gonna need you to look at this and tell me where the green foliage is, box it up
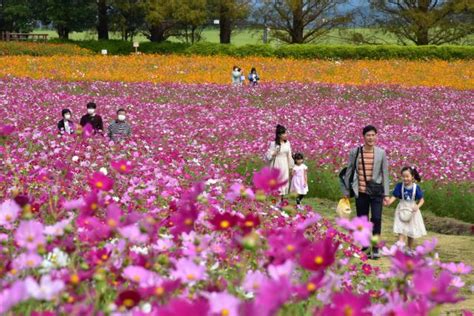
[0,0,35,32]
[0,41,93,56]
[44,0,97,39]
[3,40,474,60]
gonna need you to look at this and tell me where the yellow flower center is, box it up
[26,259,35,267]
[5,214,12,221]
[91,203,98,210]
[120,165,127,171]
[244,220,254,227]
[286,245,295,252]
[221,309,230,316]
[155,286,165,296]
[184,218,193,226]
[268,179,277,187]
[123,298,135,307]
[220,220,230,229]
[406,260,414,270]
[314,256,324,265]
[70,274,80,284]
[101,254,108,260]
[26,235,34,242]
[96,181,104,188]
[187,273,195,280]
[357,225,364,231]
[306,282,316,292]
[107,218,117,227]
[344,305,353,316]
[133,275,140,282]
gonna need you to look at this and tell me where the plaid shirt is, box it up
[108,120,131,141]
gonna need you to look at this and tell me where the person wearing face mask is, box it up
[108,108,131,142]
[57,108,75,135]
[80,102,104,134]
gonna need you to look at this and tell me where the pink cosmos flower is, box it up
[316,291,371,316]
[336,216,373,247]
[442,262,472,275]
[14,220,45,251]
[0,279,29,314]
[252,167,287,194]
[244,276,292,316]
[242,270,268,293]
[25,275,65,300]
[111,159,133,174]
[88,172,114,191]
[412,268,462,303]
[123,266,161,288]
[0,199,21,230]
[205,291,240,316]
[225,183,255,202]
[300,238,339,272]
[266,228,308,264]
[171,258,207,284]
[118,224,149,244]
[12,252,43,270]
[268,260,295,280]
[391,250,425,274]
[105,203,123,229]
[44,217,72,236]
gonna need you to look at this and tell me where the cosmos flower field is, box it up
[0,57,473,316]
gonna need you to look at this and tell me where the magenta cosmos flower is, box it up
[300,237,339,272]
[88,172,114,191]
[252,167,287,194]
[111,159,133,174]
[0,199,21,230]
[210,212,239,231]
[156,298,209,316]
[14,220,46,251]
[0,124,14,136]
[391,250,425,274]
[336,216,373,248]
[316,291,371,316]
[123,266,161,288]
[412,268,462,303]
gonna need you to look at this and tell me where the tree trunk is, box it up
[219,5,232,44]
[97,0,109,40]
[57,25,70,40]
[291,6,304,43]
[149,24,166,42]
[415,0,430,45]
[416,28,429,45]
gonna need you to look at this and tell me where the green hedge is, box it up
[237,159,474,224]
[50,40,474,60]
[0,41,92,56]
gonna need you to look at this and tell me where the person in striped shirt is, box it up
[341,125,390,260]
[108,108,131,142]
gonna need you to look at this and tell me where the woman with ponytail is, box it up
[387,166,427,251]
[265,124,294,203]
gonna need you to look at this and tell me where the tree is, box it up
[97,0,109,39]
[109,0,146,40]
[0,0,35,32]
[370,0,474,45]
[173,0,208,44]
[46,0,96,39]
[209,0,250,44]
[262,0,352,44]
[142,0,175,42]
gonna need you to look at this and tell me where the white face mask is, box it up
[118,114,126,121]
[87,109,95,115]
[64,114,71,120]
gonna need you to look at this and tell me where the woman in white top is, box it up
[266,124,294,198]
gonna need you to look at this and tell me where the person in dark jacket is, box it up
[108,108,131,142]
[57,108,75,135]
[80,102,103,134]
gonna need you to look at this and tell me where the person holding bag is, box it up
[341,125,390,260]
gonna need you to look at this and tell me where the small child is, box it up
[248,67,260,86]
[387,166,427,250]
[291,152,308,210]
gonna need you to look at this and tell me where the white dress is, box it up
[393,184,427,239]
[265,141,294,195]
[291,164,308,195]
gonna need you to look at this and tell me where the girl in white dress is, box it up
[265,125,294,200]
[291,152,308,210]
[387,167,427,250]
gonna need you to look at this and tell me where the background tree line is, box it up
[0,0,472,45]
